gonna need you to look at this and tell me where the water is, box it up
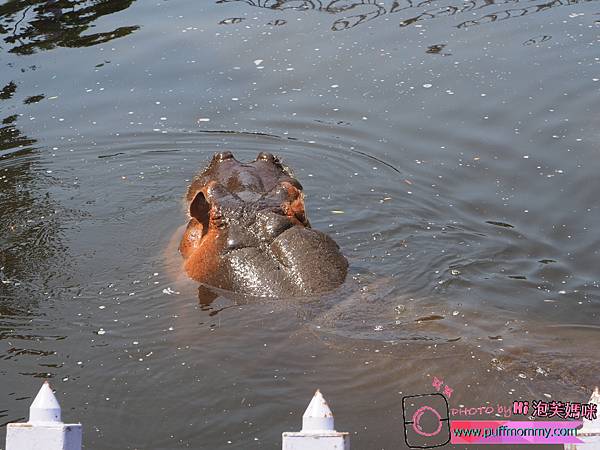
[1,0,599,448]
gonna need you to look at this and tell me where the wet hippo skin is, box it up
[179,151,348,297]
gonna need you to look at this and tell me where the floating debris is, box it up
[219,17,244,25]
[486,220,515,228]
[394,305,406,314]
[415,314,444,322]
[162,287,180,295]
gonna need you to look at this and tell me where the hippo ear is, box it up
[190,192,210,230]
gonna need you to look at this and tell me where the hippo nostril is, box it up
[256,152,275,162]
[214,151,234,162]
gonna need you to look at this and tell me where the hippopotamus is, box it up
[179,151,348,297]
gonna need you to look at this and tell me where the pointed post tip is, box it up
[29,381,61,423]
[302,389,335,432]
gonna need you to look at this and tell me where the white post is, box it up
[5,381,82,450]
[565,387,600,450]
[282,389,350,450]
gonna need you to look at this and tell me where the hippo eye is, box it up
[256,152,275,162]
[271,181,309,227]
[281,177,303,191]
[214,151,234,162]
[272,180,302,201]
[190,192,210,232]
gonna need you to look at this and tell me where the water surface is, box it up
[1,0,599,448]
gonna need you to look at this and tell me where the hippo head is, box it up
[179,151,348,297]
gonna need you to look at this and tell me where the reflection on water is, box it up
[0,68,79,389]
[0,0,141,321]
[0,82,40,295]
[0,81,17,100]
[0,116,35,153]
[455,0,595,28]
[217,0,593,32]
[0,0,139,55]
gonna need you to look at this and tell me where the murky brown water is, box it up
[1,1,599,449]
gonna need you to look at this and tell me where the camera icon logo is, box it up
[402,393,450,448]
